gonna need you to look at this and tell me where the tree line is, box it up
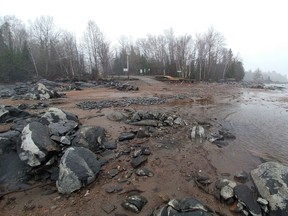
[0,15,245,82]
[244,69,287,83]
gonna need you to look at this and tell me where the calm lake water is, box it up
[207,84,288,174]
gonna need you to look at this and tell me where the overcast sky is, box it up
[2,0,288,76]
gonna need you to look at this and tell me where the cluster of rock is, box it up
[121,195,148,213]
[242,83,266,89]
[0,105,30,124]
[0,82,61,100]
[77,97,167,110]
[215,177,266,216]
[0,105,107,195]
[73,80,139,91]
[77,94,190,110]
[1,105,191,214]
[190,124,236,147]
[1,103,287,215]
[150,198,212,215]
[206,128,236,147]
[0,79,140,101]
[109,82,139,91]
[242,82,286,91]
[107,109,187,141]
[213,162,288,216]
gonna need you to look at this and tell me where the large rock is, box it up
[234,185,261,216]
[0,130,20,154]
[251,162,288,216]
[0,152,31,192]
[121,195,148,213]
[40,107,79,135]
[118,132,136,141]
[220,185,234,200]
[191,126,205,139]
[0,105,30,123]
[150,198,211,216]
[56,147,101,194]
[26,83,61,100]
[130,120,158,127]
[11,118,37,132]
[18,122,60,167]
[0,88,15,98]
[72,126,105,151]
[106,111,124,121]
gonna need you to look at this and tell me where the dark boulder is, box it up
[0,88,15,98]
[104,141,117,150]
[131,155,148,168]
[121,195,148,213]
[0,130,20,154]
[0,105,30,123]
[213,140,229,148]
[56,147,101,194]
[234,185,261,216]
[130,120,158,127]
[11,118,38,132]
[13,84,29,95]
[219,129,236,139]
[136,128,151,138]
[72,126,105,151]
[0,152,31,193]
[118,132,136,142]
[18,122,60,167]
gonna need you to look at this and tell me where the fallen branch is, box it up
[0,182,55,198]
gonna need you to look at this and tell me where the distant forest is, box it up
[244,69,287,83]
[0,15,245,82]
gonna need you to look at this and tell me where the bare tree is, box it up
[195,34,207,80]
[83,20,101,79]
[29,16,60,78]
[82,20,112,78]
[175,34,193,78]
[97,32,112,77]
[164,28,175,65]
[51,31,85,79]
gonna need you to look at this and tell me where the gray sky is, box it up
[2,0,288,76]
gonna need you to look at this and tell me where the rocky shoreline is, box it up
[1,77,287,216]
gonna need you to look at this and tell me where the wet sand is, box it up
[1,77,287,215]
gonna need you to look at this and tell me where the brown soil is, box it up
[0,77,243,216]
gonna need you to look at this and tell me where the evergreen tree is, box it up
[226,60,245,81]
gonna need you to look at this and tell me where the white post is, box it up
[127,54,129,79]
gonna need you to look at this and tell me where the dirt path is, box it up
[132,76,168,86]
